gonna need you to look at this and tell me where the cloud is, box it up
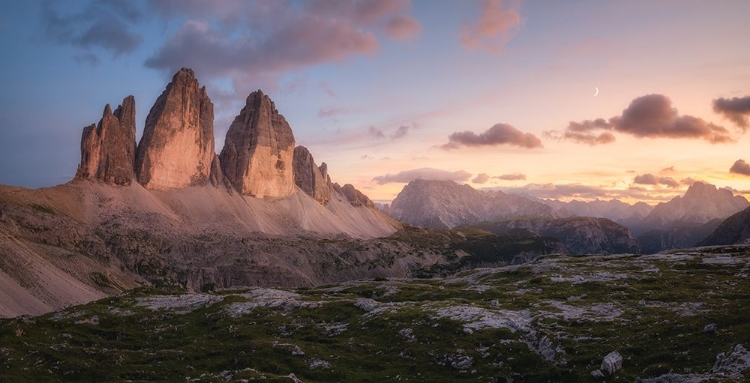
[730,159,750,176]
[549,94,734,145]
[383,15,422,41]
[680,177,701,185]
[713,96,750,130]
[368,126,385,139]
[633,173,680,188]
[318,107,349,118]
[460,0,522,54]
[658,177,679,188]
[361,154,374,160]
[42,0,143,61]
[145,17,379,79]
[145,0,420,90]
[372,168,472,184]
[390,123,418,139]
[442,123,542,150]
[496,173,526,181]
[633,174,658,185]
[660,166,675,173]
[472,173,490,184]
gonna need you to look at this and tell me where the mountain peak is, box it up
[219,90,295,198]
[135,68,215,189]
[644,181,749,229]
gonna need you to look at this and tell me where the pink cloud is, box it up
[472,173,490,184]
[442,123,542,150]
[383,15,422,41]
[714,96,750,131]
[460,0,522,54]
[730,159,750,176]
[496,173,526,181]
[548,94,734,145]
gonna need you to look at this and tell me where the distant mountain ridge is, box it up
[543,199,653,232]
[385,180,558,229]
[643,182,749,230]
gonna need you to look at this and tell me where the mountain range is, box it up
[384,179,750,254]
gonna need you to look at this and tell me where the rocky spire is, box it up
[135,68,215,189]
[293,146,331,204]
[75,95,137,185]
[219,90,296,198]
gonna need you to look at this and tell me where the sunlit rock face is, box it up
[76,96,137,186]
[135,68,215,189]
[220,90,296,198]
[293,146,331,205]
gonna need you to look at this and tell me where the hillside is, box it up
[465,216,639,255]
[3,245,749,381]
[700,206,750,246]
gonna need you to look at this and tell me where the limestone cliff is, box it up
[293,146,331,204]
[220,90,296,198]
[135,68,215,189]
[75,96,136,185]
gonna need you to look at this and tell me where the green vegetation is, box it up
[2,248,749,382]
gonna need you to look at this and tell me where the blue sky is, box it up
[2,0,750,203]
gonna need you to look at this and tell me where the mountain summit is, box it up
[643,182,749,229]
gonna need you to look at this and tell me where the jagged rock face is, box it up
[293,146,331,204]
[643,182,750,229]
[76,96,136,185]
[332,183,375,208]
[220,90,295,198]
[388,180,556,229]
[135,68,215,189]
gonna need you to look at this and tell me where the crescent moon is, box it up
[594,87,599,97]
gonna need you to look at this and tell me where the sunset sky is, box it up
[2,0,750,204]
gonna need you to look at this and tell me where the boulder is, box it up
[293,146,331,204]
[220,90,295,198]
[601,350,623,375]
[135,68,215,189]
[75,96,137,185]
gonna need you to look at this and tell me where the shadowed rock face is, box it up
[293,146,331,204]
[333,183,375,208]
[76,96,137,186]
[135,68,215,189]
[220,90,296,198]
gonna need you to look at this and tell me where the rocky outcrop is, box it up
[643,182,749,230]
[387,180,556,229]
[75,96,137,185]
[293,146,331,204]
[220,90,296,198]
[135,68,215,189]
[466,216,640,255]
[333,183,375,208]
